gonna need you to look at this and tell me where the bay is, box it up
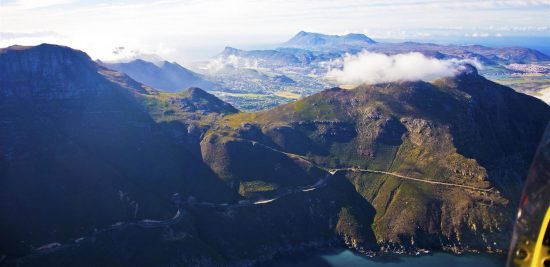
[268,249,506,267]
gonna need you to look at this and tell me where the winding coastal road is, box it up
[251,140,494,193]
[327,168,494,192]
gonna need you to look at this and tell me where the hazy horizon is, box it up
[1,0,549,64]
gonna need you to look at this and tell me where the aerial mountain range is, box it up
[215,31,550,68]
[101,59,218,92]
[191,31,550,111]
[89,32,549,113]
[0,44,238,260]
[1,43,549,266]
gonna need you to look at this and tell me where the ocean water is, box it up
[269,249,506,267]
[379,36,550,56]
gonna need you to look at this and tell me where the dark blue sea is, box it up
[268,249,506,267]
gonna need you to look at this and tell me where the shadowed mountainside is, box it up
[101,59,218,92]
[1,44,549,266]
[203,64,550,252]
[0,44,237,258]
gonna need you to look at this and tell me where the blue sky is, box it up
[1,0,549,62]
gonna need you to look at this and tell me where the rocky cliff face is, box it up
[1,44,549,266]
[201,66,549,253]
[1,44,110,98]
[0,44,237,258]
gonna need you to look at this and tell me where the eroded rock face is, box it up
[311,121,357,142]
[354,115,407,158]
[207,74,549,253]
[0,44,103,98]
[400,118,435,146]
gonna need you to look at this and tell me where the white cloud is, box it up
[202,54,260,72]
[0,31,62,40]
[1,0,74,10]
[0,0,548,61]
[327,51,482,84]
[100,46,167,66]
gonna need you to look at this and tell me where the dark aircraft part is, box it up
[507,124,550,267]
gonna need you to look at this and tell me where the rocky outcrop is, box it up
[205,68,549,253]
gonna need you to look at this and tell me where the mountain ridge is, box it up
[217,31,549,67]
[1,44,549,266]
[101,58,218,92]
[281,31,377,50]
[0,44,238,259]
[203,65,549,253]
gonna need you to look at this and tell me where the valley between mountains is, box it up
[1,44,549,266]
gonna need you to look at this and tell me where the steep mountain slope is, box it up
[2,44,549,266]
[102,59,217,92]
[0,44,237,257]
[204,32,549,113]
[204,65,550,252]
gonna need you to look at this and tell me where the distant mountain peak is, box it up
[1,43,91,61]
[293,31,320,36]
[102,46,165,66]
[343,33,373,41]
[457,63,479,76]
[178,87,238,114]
[102,58,217,92]
[185,86,209,96]
[281,31,376,50]
[3,43,72,51]
[220,46,243,56]
[0,43,136,98]
[1,44,32,51]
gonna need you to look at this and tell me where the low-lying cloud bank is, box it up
[327,51,482,84]
[101,46,166,66]
[202,55,260,73]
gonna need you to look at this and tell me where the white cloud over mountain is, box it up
[327,51,482,84]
